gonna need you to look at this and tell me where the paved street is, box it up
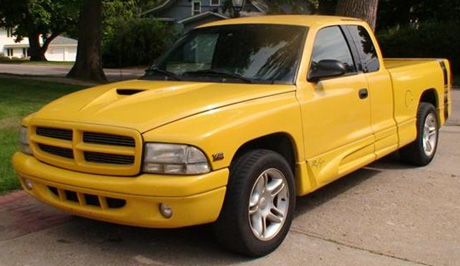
[0,64,145,82]
[0,90,459,266]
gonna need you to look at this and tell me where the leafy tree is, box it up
[103,18,175,67]
[377,0,460,30]
[0,0,79,61]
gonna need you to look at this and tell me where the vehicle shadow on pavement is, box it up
[294,152,419,218]
[55,216,254,265]
[294,167,381,218]
[38,153,420,265]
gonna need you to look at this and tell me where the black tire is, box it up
[399,102,439,166]
[213,149,296,257]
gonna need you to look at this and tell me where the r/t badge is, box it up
[212,152,224,161]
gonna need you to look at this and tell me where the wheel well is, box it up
[420,89,438,108]
[232,133,297,174]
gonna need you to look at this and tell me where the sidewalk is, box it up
[0,191,71,241]
[0,63,145,82]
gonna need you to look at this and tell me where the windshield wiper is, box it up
[184,70,254,84]
[145,67,182,81]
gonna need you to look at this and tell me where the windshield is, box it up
[144,24,308,84]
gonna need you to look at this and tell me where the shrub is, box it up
[103,18,177,68]
[378,21,460,73]
[0,53,10,62]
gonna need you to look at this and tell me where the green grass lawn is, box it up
[0,78,86,194]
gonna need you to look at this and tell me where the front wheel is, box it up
[400,102,439,166]
[213,149,295,257]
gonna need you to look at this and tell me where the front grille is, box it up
[37,127,73,141]
[83,132,135,147]
[38,144,74,159]
[84,152,134,165]
[30,123,141,176]
[48,186,126,209]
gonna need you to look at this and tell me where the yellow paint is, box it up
[13,16,452,228]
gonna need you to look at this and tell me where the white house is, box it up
[0,27,78,62]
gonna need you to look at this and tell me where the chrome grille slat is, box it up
[38,144,74,159]
[83,132,135,147]
[36,127,73,141]
[84,152,135,165]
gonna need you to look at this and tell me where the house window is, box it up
[23,48,28,57]
[192,1,201,16]
[6,28,13,38]
[7,48,13,57]
[210,0,220,6]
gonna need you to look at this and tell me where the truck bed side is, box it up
[384,58,451,147]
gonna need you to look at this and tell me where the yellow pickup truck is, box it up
[13,15,452,256]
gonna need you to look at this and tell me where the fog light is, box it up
[24,178,33,190]
[159,203,173,218]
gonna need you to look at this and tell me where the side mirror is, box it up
[308,59,347,82]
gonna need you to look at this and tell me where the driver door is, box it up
[297,26,375,186]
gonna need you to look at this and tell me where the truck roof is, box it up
[199,15,364,29]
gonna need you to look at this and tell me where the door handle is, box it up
[359,88,368,99]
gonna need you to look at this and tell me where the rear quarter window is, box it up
[347,26,380,73]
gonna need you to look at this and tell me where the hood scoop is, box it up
[116,88,145,96]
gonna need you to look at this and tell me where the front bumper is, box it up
[13,152,228,228]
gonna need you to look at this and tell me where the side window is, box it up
[192,1,201,16]
[348,26,380,72]
[310,26,356,74]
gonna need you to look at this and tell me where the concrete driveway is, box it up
[0,64,145,82]
[0,90,459,266]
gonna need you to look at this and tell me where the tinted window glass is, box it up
[310,26,356,74]
[348,26,380,72]
[150,24,308,84]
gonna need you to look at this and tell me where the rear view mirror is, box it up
[308,60,346,82]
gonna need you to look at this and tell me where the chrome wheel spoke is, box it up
[268,179,284,197]
[267,207,284,223]
[254,174,266,194]
[251,213,264,236]
[426,140,433,152]
[249,204,259,215]
[261,173,268,193]
[262,215,267,236]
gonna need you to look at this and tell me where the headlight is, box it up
[19,126,32,155]
[143,143,211,175]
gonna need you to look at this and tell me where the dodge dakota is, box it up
[13,15,452,256]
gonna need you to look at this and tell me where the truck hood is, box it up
[33,79,295,133]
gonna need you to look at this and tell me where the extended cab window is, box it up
[347,25,380,72]
[310,26,356,75]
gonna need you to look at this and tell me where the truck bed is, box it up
[384,58,442,69]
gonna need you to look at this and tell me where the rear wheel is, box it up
[400,102,439,166]
[213,149,295,257]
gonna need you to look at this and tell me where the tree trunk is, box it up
[67,0,107,82]
[336,0,379,30]
[28,33,47,61]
